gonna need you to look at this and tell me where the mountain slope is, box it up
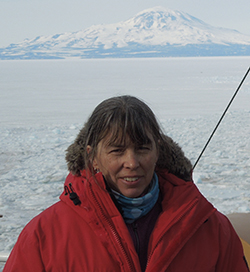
[1,6,250,59]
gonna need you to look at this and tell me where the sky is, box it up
[0,0,250,48]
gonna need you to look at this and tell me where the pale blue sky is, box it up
[0,0,250,47]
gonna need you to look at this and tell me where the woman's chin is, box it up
[119,188,144,198]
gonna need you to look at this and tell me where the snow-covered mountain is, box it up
[1,6,250,59]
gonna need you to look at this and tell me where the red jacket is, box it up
[4,170,249,271]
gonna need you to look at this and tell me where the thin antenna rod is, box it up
[193,67,250,170]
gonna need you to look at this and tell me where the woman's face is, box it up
[91,132,159,198]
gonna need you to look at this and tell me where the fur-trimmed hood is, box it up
[65,130,193,181]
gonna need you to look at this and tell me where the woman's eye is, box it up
[138,146,150,151]
[110,148,123,153]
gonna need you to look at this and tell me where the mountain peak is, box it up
[136,6,177,15]
[1,6,250,59]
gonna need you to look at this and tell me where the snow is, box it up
[0,56,250,268]
[26,9,250,47]
[2,7,250,60]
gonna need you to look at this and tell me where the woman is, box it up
[4,95,249,271]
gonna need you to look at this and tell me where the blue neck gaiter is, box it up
[111,172,160,223]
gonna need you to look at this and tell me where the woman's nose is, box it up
[123,150,140,169]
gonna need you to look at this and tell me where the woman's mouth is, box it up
[123,177,139,182]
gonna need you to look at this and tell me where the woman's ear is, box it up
[87,145,99,170]
[86,145,92,154]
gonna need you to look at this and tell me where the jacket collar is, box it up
[147,169,216,270]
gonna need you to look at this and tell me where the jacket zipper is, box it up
[132,222,140,255]
[89,184,136,272]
